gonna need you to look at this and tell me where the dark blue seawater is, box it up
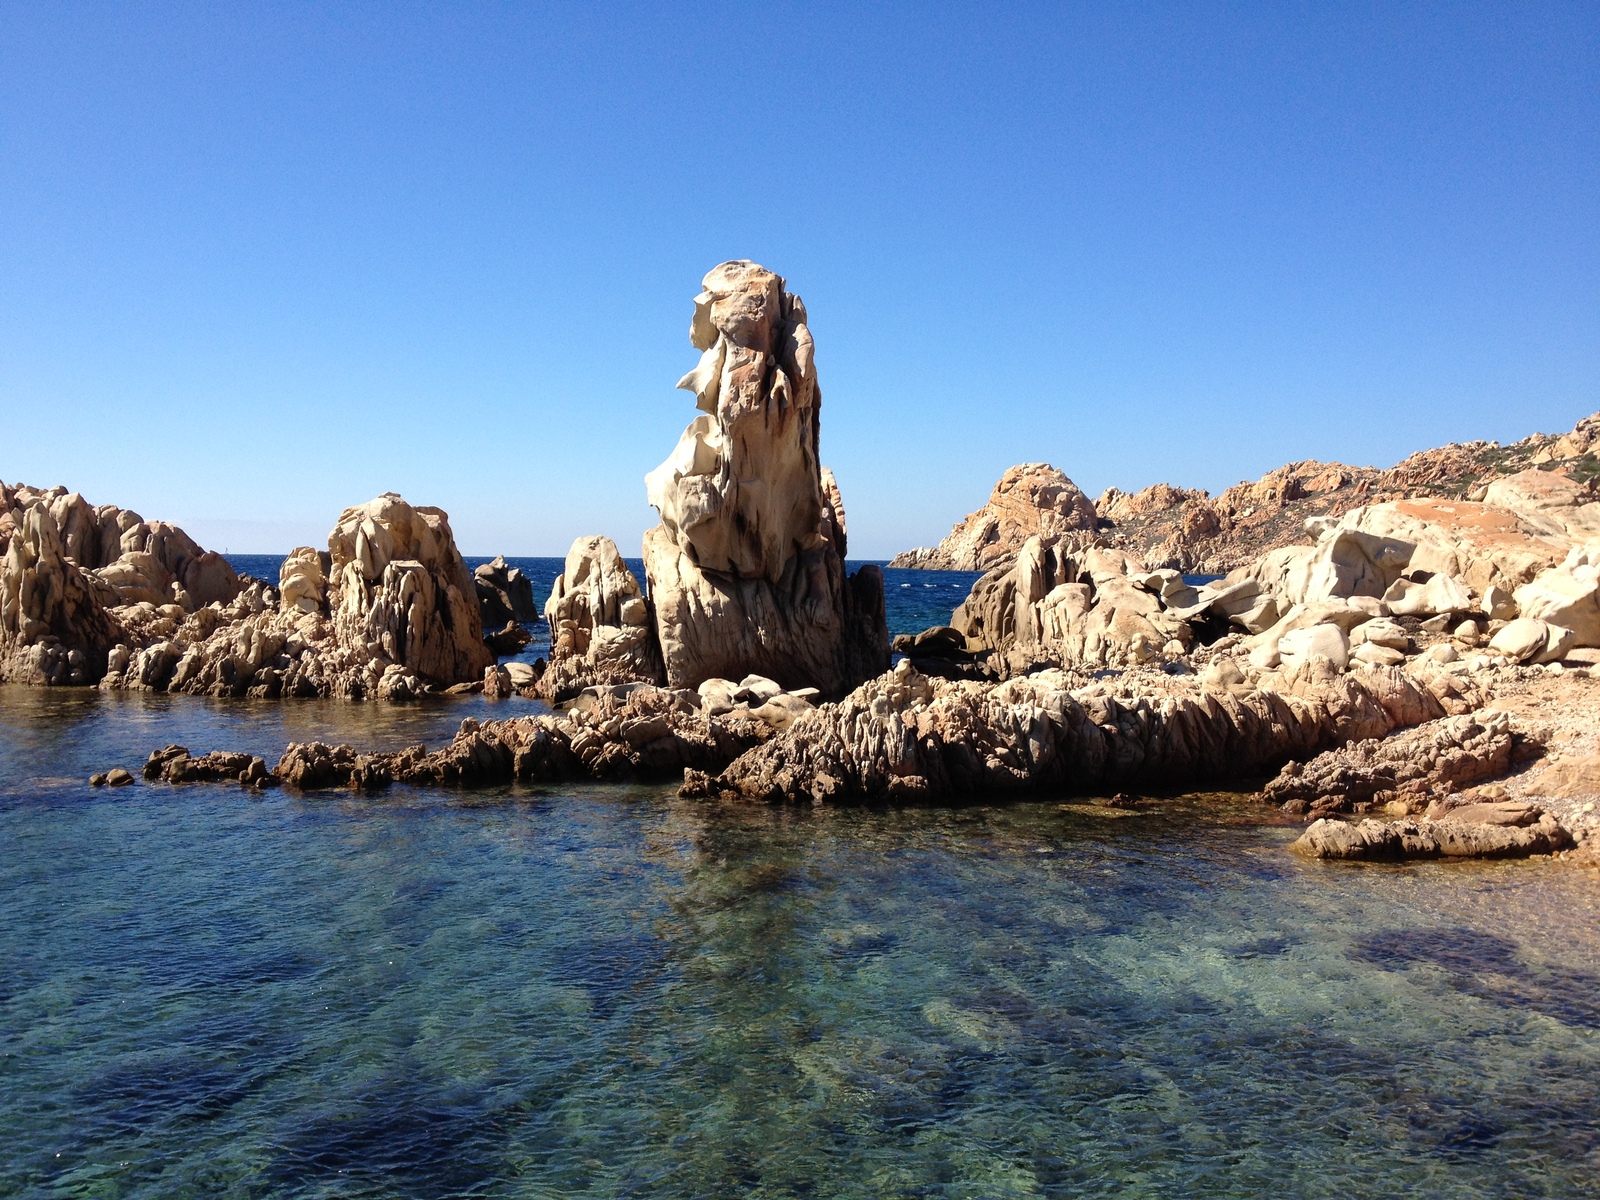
[4,685,1600,1197]
[227,556,984,646]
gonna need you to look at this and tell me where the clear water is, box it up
[3,686,1599,1197]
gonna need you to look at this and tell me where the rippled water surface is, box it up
[4,685,1600,1198]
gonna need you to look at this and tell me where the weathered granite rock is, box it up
[642,262,888,694]
[0,488,122,684]
[1291,808,1571,860]
[1488,617,1576,665]
[892,411,1600,577]
[950,536,1192,674]
[696,658,1470,804]
[474,555,538,626]
[1513,542,1600,646]
[274,686,773,789]
[326,493,493,687]
[97,492,491,700]
[889,464,1098,572]
[1258,710,1530,817]
[540,536,664,699]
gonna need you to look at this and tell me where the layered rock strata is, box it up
[693,657,1473,804]
[1257,710,1536,818]
[642,261,888,694]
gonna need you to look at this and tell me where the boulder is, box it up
[1513,543,1600,646]
[1487,617,1576,665]
[474,555,538,626]
[1383,571,1473,617]
[642,262,888,694]
[1276,623,1350,673]
[950,536,1189,674]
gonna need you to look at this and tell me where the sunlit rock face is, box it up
[0,483,122,685]
[539,535,665,699]
[643,261,888,694]
[324,493,494,690]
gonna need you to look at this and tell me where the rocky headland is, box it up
[890,412,1600,575]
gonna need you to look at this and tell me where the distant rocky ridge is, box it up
[889,412,1600,574]
[889,464,1098,572]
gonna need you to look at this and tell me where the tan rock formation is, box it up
[324,493,493,690]
[695,657,1471,804]
[539,536,664,699]
[888,463,1098,572]
[891,410,1600,575]
[1290,810,1570,860]
[950,535,1193,674]
[1258,709,1528,817]
[642,261,888,694]
[0,488,122,684]
[0,480,491,700]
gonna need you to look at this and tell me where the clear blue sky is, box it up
[2,2,1596,557]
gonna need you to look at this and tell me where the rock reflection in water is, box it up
[3,684,1600,1196]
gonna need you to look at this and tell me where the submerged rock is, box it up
[141,744,275,786]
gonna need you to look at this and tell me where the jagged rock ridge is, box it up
[891,411,1600,575]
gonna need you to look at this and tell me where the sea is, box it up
[1,558,1597,1196]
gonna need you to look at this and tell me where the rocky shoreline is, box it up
[10,261,1600,869]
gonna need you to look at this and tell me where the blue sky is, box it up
[2,2,1596,556]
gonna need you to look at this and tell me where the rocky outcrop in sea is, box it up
[1,485,495,699]
[539,260,890,700]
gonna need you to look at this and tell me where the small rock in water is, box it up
[89,773,107,787]
[106,768,133,787]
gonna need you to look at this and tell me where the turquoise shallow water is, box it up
[3,686,1600,1198]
